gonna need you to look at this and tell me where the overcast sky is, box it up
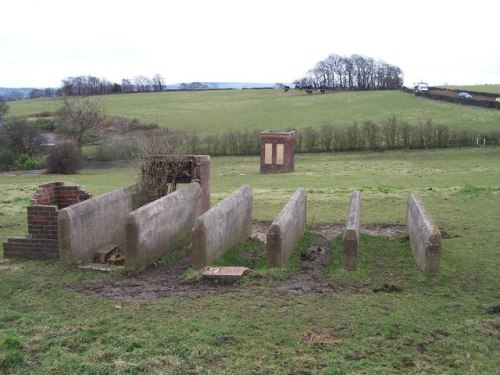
[1,0,499,88]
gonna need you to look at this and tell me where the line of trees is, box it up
[141,119,499,157]
[294,53,403,90]
[61,74,166,96]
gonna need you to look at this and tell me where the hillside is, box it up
[6,89,500,135]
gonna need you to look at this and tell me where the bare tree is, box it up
[152,73,165,91]
[295,53,403,90]
[57,96,105,151]
[134,75,151,92]
[121,78,134,93]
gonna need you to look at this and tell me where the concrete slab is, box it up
[202,266,249,281]
[77,263,114,272]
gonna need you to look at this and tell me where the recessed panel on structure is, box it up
[264,143,273,164]
[276,144,284,165]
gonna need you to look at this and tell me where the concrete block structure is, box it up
[267,188,307,267]
[342,191,362,271]
[192,185,253,268]
[3,182,91,259]
[58,184,140,264]
[125,183,202,272]
[259,131,295,173]
[407,193,442,276]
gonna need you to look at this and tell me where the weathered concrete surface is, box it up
[342,191,361,271]
[407,193,442,276]
[125,183,202,272]
[192,185,253,268]
[202,266,249,281]
[267,188,307,268]
[58,184,140,265]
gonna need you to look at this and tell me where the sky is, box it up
[1,0,499,88]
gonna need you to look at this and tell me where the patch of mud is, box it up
[373,283,402,293]
[311,223,406,241]
[251,221,270,243]
[75,256,244,300]
[276,239,335,296]
[75,221,407,300]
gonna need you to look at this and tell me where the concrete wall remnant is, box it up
[58,184,140,265]
[192,185,253,268]
[406,193,442,276]
[3,182,91,259]
[267,188,307,268]
[342,191,361,271]
[259,131,295,173]
[125,182,202,272]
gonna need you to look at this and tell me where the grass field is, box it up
[442,84,500,94]
[1,147,499,373]
[7,89,500,135]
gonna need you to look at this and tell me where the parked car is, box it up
[495,97,500,102]
[458,92,472,99]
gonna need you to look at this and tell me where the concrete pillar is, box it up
[342,191,361,271]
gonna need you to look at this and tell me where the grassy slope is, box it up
[1,148,499,373]
[442,84,500,94]
[7,89,500,135]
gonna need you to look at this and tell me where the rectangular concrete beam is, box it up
[192,185,253,268]
[407,193,442,276]
[267,188,307,268]
[342,191,362,271]
[125,182,202,272]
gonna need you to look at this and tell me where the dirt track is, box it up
[75,222,406,300]
[428,88,497,102]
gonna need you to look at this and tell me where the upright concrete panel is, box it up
[267,188,307,268]
[407,193,442,276]
[58,184,140,264]
[192,185,252,268]
[342,191,361,271]
[125,183,202,272]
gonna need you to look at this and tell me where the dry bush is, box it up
[136,129,190,203]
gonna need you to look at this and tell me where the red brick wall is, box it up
[3,182,91,260]
[55,185,91,209]
[31,182,63,205]
[259,131,295,173]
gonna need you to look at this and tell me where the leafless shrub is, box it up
[136,129,190,203]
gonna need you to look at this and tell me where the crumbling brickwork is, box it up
[3,182,91,259]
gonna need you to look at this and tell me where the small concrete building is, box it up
[259,130,295,173]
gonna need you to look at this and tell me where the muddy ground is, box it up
[75,222,406,300]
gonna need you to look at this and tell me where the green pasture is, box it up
[442,84,500,94]
[1,147,499,373]
[7,89,500,135]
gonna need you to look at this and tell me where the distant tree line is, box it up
[61,74,166,96]
[294,53,403,90]
[178,82,220,90]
